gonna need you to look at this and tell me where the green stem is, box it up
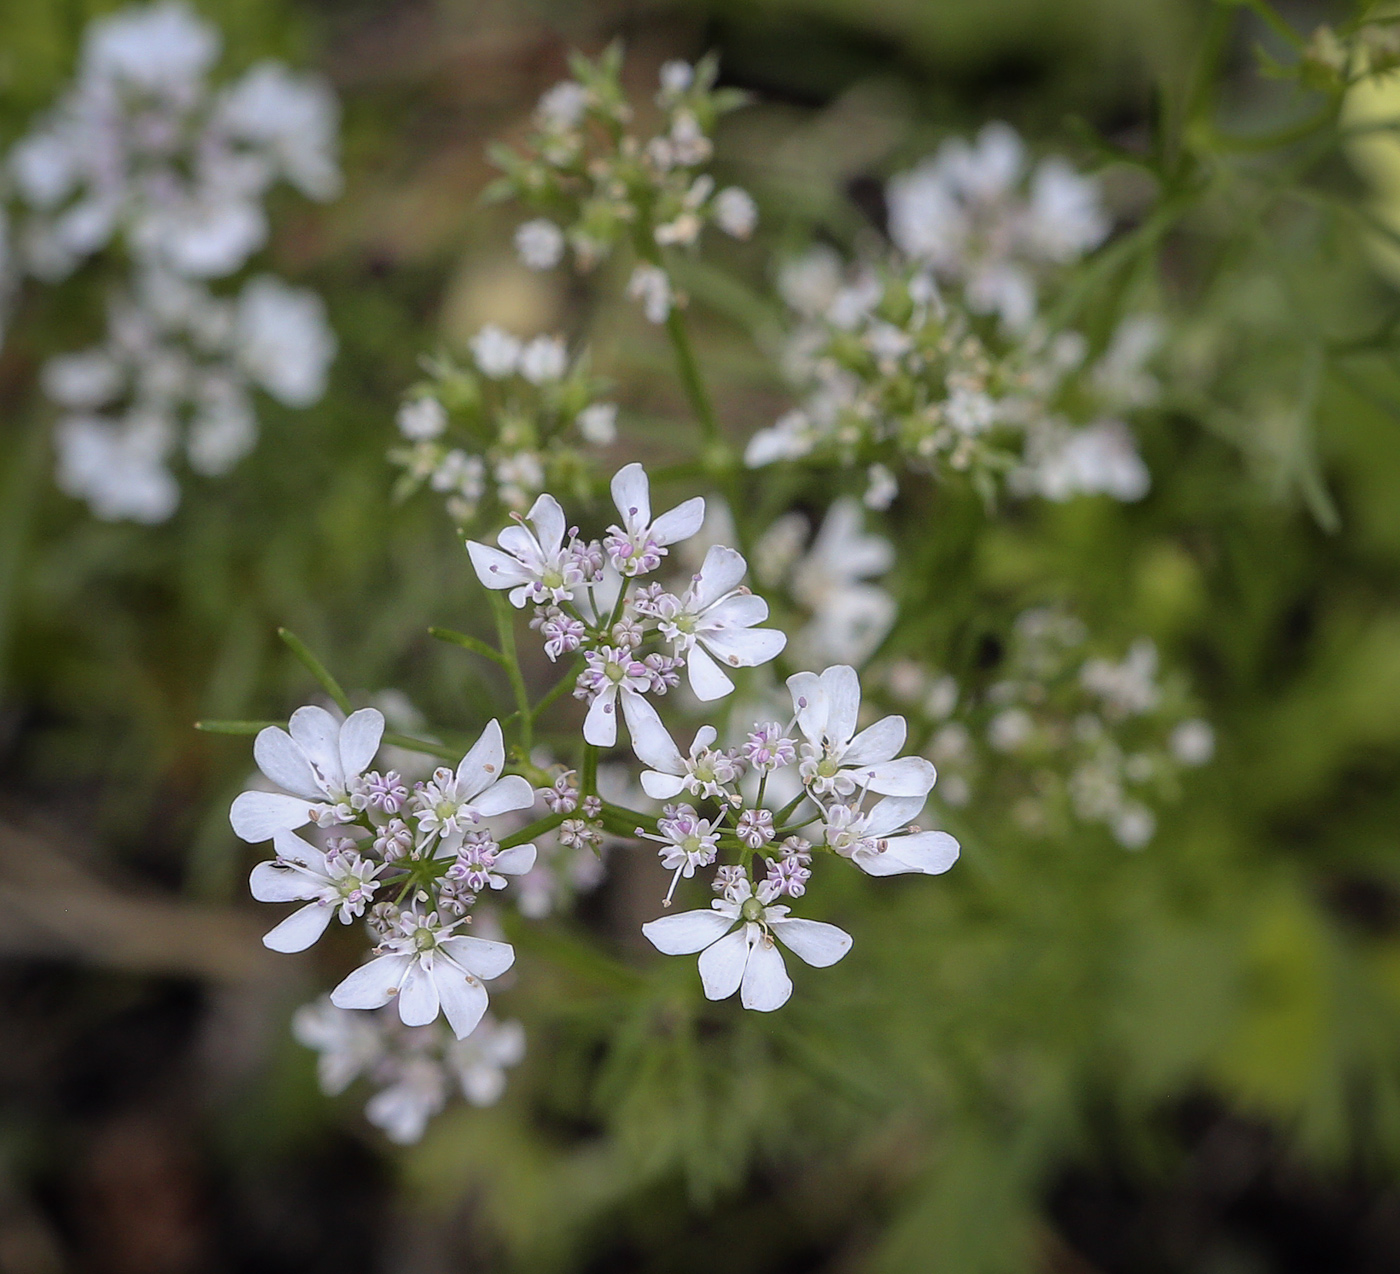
[664,304,721,446]
[382,731,460,762]
[429,625,508,668]
[532,656,584,722]
[278,628,352,715]
[489,592,532,753]
[581,743,598,798]
[499,809,568,850]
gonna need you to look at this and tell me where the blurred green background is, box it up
[5,1,1400,1272]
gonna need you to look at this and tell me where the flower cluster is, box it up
[488,48,756,325]
[749,243,1158,507]
[882,607,1214,848]
[293,998,524,1144]
[2,2,339,521]
[390,324,618,523]
[231,706,536,1039]
[468,463,788,740]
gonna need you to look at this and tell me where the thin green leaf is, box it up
[278,628,352,714]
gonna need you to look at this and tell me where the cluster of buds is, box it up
[488,48,757,324]
[748,248,1158,509]
[881,607,1215,848]
[390,323,619,524]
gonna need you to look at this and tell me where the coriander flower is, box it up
[249,830,385,952]
[604,462,705,577]
[408,719,536,845]
[518,334,567,385]
[637,803,721,903]
[515,218,565,270]
[713,186,757,238]
[467,492,583,608]
[818,795,960,877]
[331,907,515,1039]
[576,401,618,445]
[230,705,385,841]
[641,876,852,1012]
[631,721,744,802]
[448,1015,526,1106]
[787,665,937,798]
[469,324,522,378]
[397,396,447,440]
[627,263,673,324]
[574,646,665,748]
[645,544,787,699]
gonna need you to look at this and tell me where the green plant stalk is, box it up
[489,591,532,753]
[278,628,353,715]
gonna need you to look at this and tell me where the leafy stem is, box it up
[489,591,532,753]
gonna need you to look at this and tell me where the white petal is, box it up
[249,859,321,903]
[493,843,537,876]
[861,756,937,798]
[640,771,687,800]
[642,908,735,955]
[496,523,543,564]
[263,901,333,952]
[473,774,536,816]
[288,705,345,789]
[338,708,384,778]
[686,645,735,701]
[270,828,330,873]
[819,665,861,746]
[624,692,685,772]
[861,794,927,838]
[527,492,567,555]
[739,935,792,1011]
[860,830,960,876]
[843,714,906,766]
[701,591,769,629]
[689,545,748,611]
[455,719,506,800]
[770,917,852,967]
[436,967,490,1039]
[610,462,651,532]
[650,496,706,546]
[583,687,618,747]
[787,671,826,741]
[397,959,441,1026]
[699,626,786,670]
[619,686,663,747]
[440,935,515,980]
[331,953,412,1010]
[230,790,314,841]
[697,926,751,1000]
[252,726,321,799]
[466,540,535,592]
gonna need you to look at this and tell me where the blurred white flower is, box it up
[514,218,565,270]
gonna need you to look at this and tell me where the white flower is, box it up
[627,263,673,324]
[787,665,936,798]
[744,409,818,467]
[576,402,617,445]
[408,719,537,845]
[575,647,663,748]
[515,218,565,270]
[789,499,896,665]
[1170,718,1215,766]
[1080,639,1160,718]
[1113,802,1156,849]
[641,877,852,1012]
[863,463,897,511]
[819,796,960,877]
[83,1,219,97]
[636,803,721,903]
[714,187,757,238]
[447,1015,526,1106]
[292,997,383,1094]
[366,1056,448,1143]
[1014,421,1150,503]
[42,351,122,408]
[537,80,589,128]
[632,722,744,802]
[518,334,567,384]
[397,396,447,440]
[234,276,336,406]
[331,908,515,1039]
[648,545,786,699]
[466,492,583,608]
[249,830,384,952]
[1026,157,1109,264]
[187,374,256,475]
[470,324,522,378]
[604,462,705,577]
[54,412,179,523]
[215,61,341,201]
[230,705,385,841]
[659,60,694,95]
